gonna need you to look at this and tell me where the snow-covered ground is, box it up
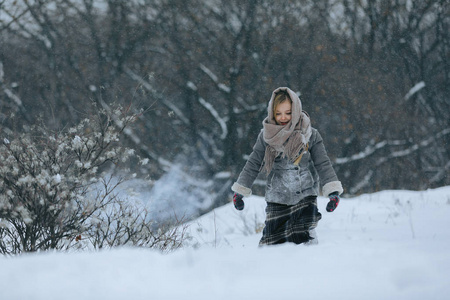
[1,186,449,300]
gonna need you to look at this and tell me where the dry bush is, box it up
[0,105,188,255]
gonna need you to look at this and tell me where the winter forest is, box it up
[1,0,449,249]
[1,1,450,298]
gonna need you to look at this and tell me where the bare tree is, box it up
[1,0,449,201]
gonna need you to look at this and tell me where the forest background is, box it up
[1,0,449,211]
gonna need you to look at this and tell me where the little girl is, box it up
[231,87,343,246]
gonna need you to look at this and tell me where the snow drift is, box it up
[1,186,449,300]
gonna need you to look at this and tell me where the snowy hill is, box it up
[1,187,450,300]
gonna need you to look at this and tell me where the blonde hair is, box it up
[272,91,292,121]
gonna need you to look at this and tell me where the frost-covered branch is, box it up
[0,62,24,108]
[376,128,450,164]
[124,68,225,167]
[345,128,450,194]
[430,161,450,184]
[86,197,188,252]
[97,69,174,171]
[335,139,407,165]
[124,66,190,125]
[199,64,231,93]
[186,81,228,140]
[0,2,30,31]
[235,96,266,113]
[2,2,53,49]
[337,128,450,166]
[349,170,374,194]
[198,97,228,140]
[404,81,426,100]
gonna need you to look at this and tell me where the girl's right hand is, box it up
[233,193,245,210]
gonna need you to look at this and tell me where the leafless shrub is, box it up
[0,105,188,255]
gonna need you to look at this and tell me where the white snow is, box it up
[1,186,450,300]
[52,174,62,184]
[71,135,83,150]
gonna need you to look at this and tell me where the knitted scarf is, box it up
[262,87,312,174]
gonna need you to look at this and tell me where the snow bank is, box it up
[1,187,449,300]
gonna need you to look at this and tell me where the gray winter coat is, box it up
[232,127,343,205]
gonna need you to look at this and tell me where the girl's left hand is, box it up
[326,192,340,212]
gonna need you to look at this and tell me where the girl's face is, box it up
[274,101,292,126]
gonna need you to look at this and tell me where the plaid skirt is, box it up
[259,196,322,246]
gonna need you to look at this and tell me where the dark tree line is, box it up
[1,0,449,205]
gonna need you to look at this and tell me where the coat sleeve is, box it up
[231,130,266,197]
[309,129,344,196]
